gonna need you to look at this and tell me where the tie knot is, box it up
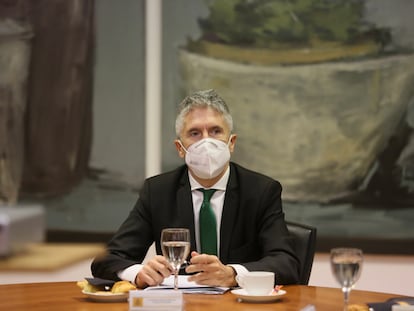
[198,188,216,202]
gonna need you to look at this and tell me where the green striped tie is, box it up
[198,189,217,255]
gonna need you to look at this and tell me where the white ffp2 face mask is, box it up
[180,137,232,179]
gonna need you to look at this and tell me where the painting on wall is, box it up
[172,0,414,253]
[0,0,94,205]
[1,0,413,254]
[0,0,145,240]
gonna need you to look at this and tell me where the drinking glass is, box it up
[161,228,190,290]
[330,248,363,311]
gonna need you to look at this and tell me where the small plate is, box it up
[231,288,286,303]
[82,290,128,302]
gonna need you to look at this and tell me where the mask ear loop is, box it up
[178,140,189,153]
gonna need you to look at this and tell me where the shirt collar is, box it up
[188,166,230,191]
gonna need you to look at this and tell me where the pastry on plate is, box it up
[347,304,369,311]
[77,279,136,294]
[111,280,137,293]
[76,279,101,293]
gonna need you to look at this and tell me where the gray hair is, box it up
[175,89,233,137]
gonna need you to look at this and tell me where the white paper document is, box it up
[144,275,230,294]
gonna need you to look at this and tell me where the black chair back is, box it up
[286,221,317,285]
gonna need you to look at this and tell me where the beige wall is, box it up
[310,253,414,297]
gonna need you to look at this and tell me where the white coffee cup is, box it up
[236,271,275,295]
[392,306,414,311]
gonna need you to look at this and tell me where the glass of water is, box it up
[330,248,363,311]
[161,228,190,290]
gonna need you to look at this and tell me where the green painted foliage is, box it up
[199,0,391,47]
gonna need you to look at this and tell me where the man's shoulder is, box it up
[230,162,281,187]
[146,165,187,185]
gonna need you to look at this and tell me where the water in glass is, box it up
[330,248,363,311]
[161,228,190,290]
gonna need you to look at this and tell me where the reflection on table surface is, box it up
[0,281,405,311]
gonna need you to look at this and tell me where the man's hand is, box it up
[135,255,172,288]
[185,251,237,287]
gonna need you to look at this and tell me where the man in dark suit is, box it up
[91,89,300,288]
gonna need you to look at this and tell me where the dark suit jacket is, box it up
[91,162,300,285]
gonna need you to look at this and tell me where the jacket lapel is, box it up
[176,170,197,252]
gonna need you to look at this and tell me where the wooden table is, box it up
[0,282,404,311]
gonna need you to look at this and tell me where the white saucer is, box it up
[82,290,128,302]
[231,288,286,303]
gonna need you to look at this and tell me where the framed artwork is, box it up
[163,0,414,254]
[1,0,413,254]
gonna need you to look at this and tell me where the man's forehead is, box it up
[183,107,227,128]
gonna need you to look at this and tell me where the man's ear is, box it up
[174,139,185,158]
[229,134,237,153]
